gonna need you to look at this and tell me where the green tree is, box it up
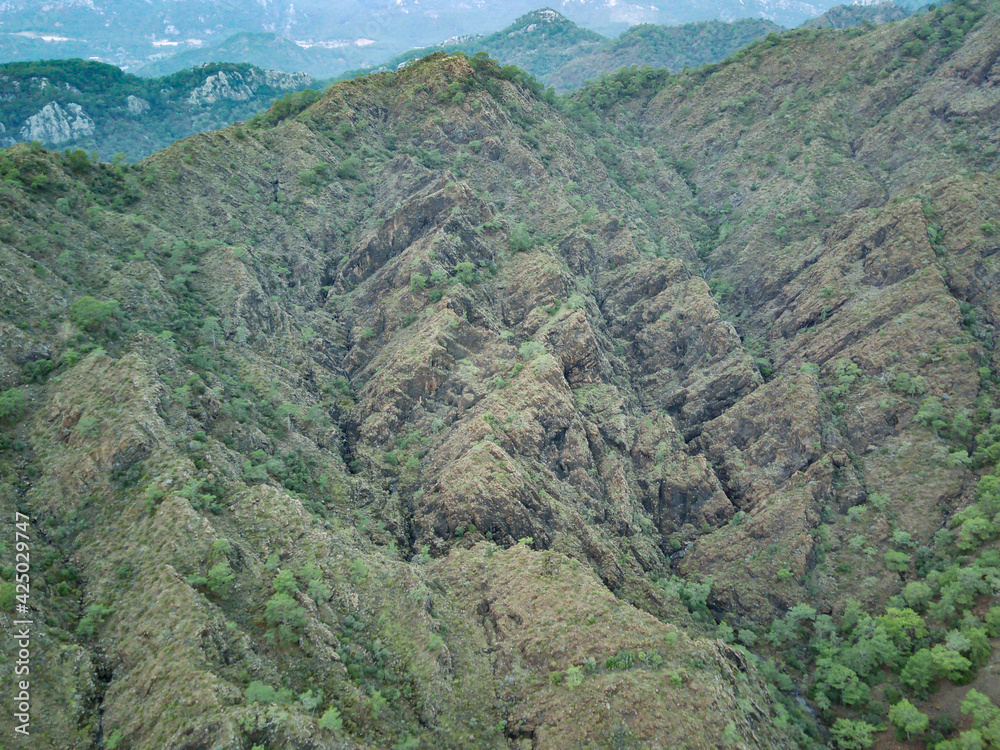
[245,681,278,704]
[453,261,477,286]
[337,156,361,180]
[0,388,27,424]
[901,648,937,698]
[930,644,972,683]
[273,569,299,596]
[69,296,120,332]
[207,562,235,594]
[318,706,343,732]
[264,592,306,647]
[888,698,929,739]
[829,719,876,750]
[884,549,911,574]
[509,224,534,253]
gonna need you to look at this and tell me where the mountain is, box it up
[133,32,362,80]
[545,18,784,90]
[1,0,852,73]
[1,0,1000,748]
[346,12,782,92]
[0,59,319,160]
[800,1,912,28]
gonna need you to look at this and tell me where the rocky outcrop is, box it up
[19,101,96,144]
[126,94,150,116]
[0,120,15,148]
[186,68,313,105]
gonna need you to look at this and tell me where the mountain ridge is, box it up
[0,0,998,748]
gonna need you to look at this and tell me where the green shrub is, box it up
[509,224,534,253]
[337,156,362,180]
[69,296,120,332]
[207,562,235,594]
[264,592,307,647]
[76,603,114,637]
[0,388,27,424]
[453,261,477,285]
[0,582,16,610]
[830,718,876,749]
[318,706,343,732]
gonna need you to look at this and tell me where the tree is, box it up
[901,648,937,698]
[273,569,299,596]
[245,681,279,704]
[902,581,933,610]
[0,388,27,424]
[337,156,361,180]
[207,562,234,595]
[888,698,929,739]
[69,296,120,332]
[509,224,534,253]
[930,644,972,683]
[813,659,869,709]
[878,607,927,647]
[830,719,876,750]
[453,261,477,286]
[318,706,343,732]
[264,592,306,647]
[885,549,912,575]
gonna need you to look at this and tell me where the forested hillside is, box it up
[0,60,318,160]
[0,0,998,748]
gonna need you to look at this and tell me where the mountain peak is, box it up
[523,7,570,23]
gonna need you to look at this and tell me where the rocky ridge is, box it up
[0,2,998,748]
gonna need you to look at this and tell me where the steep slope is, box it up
[0,1,999,748]
[0,54,805,750]
[0,60,318,159]
[584,0,1000,615]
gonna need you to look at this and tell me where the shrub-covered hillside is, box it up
[0,1,998,748]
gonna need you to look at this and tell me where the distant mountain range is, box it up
[0,60,317,160]
[0,2,917,161]
[800,1,913,27]
[0,0,915,75]
[352,11,785,91]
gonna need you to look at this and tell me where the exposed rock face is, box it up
[0,120,15,147]
[186,68,313,105]
[19,101,96,144]
[125,94,150,115]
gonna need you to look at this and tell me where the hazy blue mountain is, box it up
[0,0,847,73]
[343,10,781,92]
[132,32,364,79]
[800,1,912,27]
